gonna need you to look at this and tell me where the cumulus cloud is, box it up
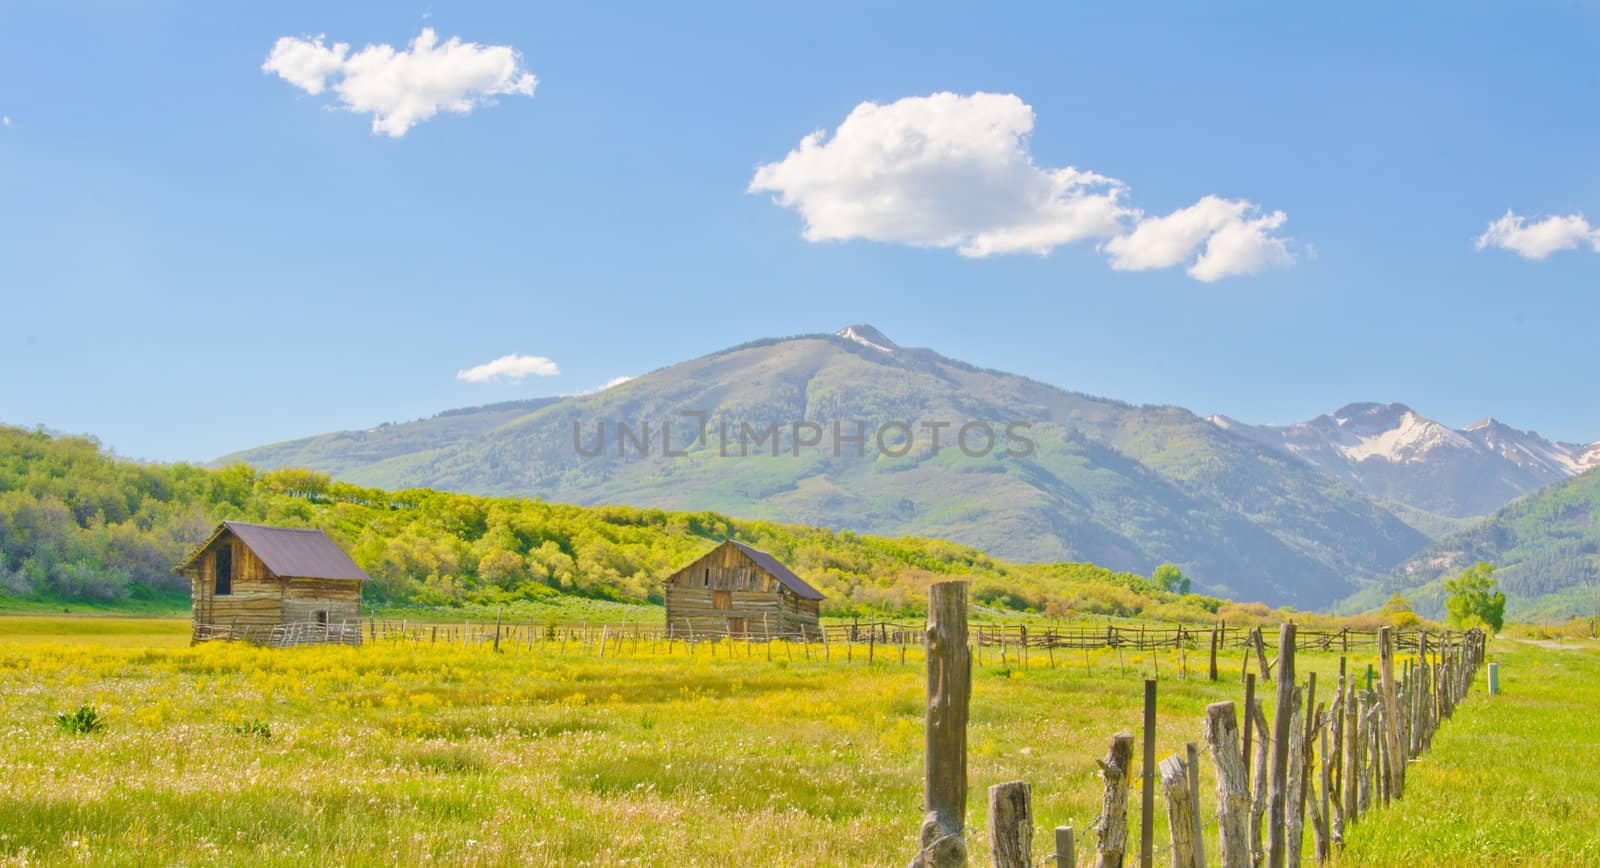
[750,92,1294,281]
[1105,196,1294,282]
[456,354,560,384]
[1475,210,1600,260]
[1,116,11,127]
[749,92,1133,258]
[600,376,634,390]
[263,28,536,137]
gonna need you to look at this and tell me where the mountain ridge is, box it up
[220,325,1428,608]
[1210,401,1599,519]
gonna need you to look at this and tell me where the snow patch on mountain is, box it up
[1208,401,1600,519]
[1330,404,1472,464]
[835,324,898,353]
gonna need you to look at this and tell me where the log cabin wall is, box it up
[282,578,361,624]
[664,542,820,638]
[194,536,284,630]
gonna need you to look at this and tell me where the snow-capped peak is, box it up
[1327,404,1471,464]
[836,324,897,353]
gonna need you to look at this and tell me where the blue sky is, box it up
[3,2,1598,462]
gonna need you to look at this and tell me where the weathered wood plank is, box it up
[1159,754,1200,868]
[911,580,970,868]
[1095,733,1137,868]
[1204,702,1250,868]
[988,781,1033,868]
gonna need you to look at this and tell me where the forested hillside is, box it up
[1352,466,1600,620]
[0,425,1218,619]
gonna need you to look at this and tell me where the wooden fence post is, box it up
[912,580,970,868]
[1141,679,1157,867]
[1284,686,1305,868]
[1159,754,1200,868]
[1209,628,1220,682]
[1250,701,1269,866]
[1204,702,1250,868]
[1186,742,1208,868]
[988,781,1033,868]
[1255,629,1274,684]
[1342,678,1359,824]
[1267,623,1296,868]
[1055,827,1076,868]
[1299,670,1317,852]
[1376,627,1404,800]
[1242,673,1256,787]
[1317,704,1332,863]
[1095,733,1136,868]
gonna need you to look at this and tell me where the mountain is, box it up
[230,398,559,478]
[1211,402,1600,520]
[1348,466,1600,621]
[221,326,1428,608]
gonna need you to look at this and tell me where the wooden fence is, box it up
[191,620,364,648]
[907,581,1487,867]
[356,615,1471,677]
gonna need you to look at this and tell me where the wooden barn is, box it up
[664,540,823,639]
[175,521,368,646]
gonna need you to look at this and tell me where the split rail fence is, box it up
[353,615,1459,676]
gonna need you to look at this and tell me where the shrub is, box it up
[55,705,105,735]
[231,718,271,739]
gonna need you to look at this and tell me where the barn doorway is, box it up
[728,617,748,637]
[214,545,233,596]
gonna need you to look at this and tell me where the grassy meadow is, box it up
[0,616,1589,866]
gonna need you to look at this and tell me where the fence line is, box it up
[905,580,1488,867]
[354,616,1468,664]
[191,620,363,648]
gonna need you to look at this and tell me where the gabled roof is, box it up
[174,521,370,582]
[728,540,824,600]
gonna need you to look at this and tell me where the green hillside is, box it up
[0,425,1220,620]
[222,327,1427,607]
[225,398,558,478]
[1347,467,1600,620]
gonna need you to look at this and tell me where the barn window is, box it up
[714,590,732,610]
[315,611,328,625]
[214,545,233,596]
[703,568,710,587]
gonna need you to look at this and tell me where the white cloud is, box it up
[749,92,1133,258]
[263,28,536,137]
[600,376,634,390]
[1,116,11,127]
[751,92,1294,281]
[1105,195,1294,282]
[1475,210,1600,260]
[456,353,560,384]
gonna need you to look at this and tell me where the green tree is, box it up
[1379,591,1420,627]
[1443,561,1506,632]
[1152,563,1190,595]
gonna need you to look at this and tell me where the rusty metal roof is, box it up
[175,521,369,581]
[729,540,824,600]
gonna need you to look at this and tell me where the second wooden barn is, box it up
[664,540,822,639]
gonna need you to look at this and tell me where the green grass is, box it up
[0,589,190,617]
[0,617,1585,865]
[1338,638,1600,866]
